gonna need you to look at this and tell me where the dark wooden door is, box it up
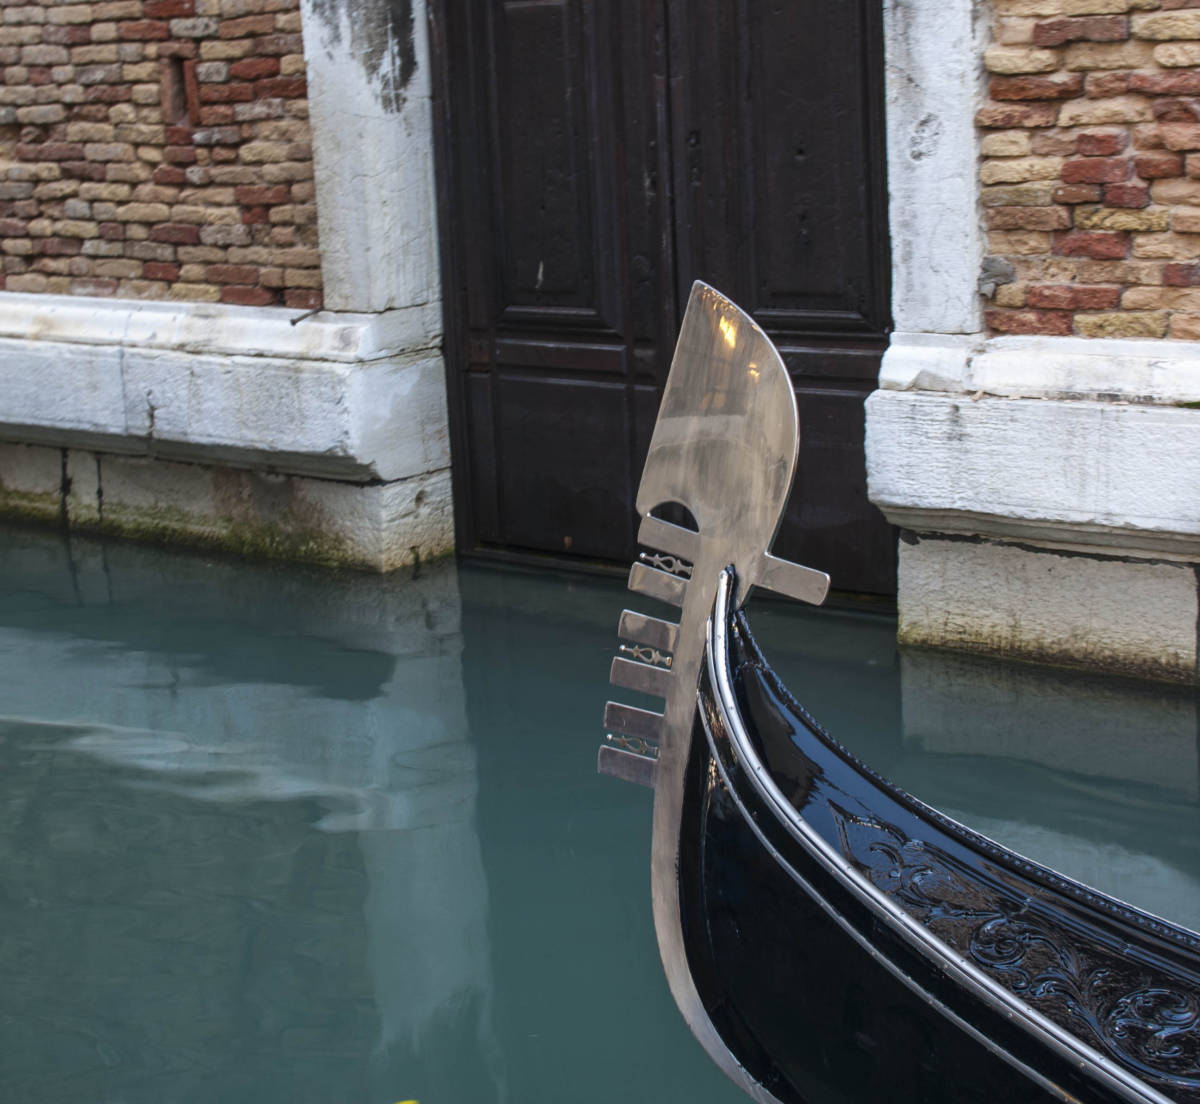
[431,0,895,595]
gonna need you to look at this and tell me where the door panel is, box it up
[433,0,896,595]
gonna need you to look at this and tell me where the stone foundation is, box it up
[896,532,1198,684]
[0,440,452,571]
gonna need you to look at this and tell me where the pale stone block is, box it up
[1132,11,1200,40]
[1058,95,1154,125]
[866,389,1200,556]
[984,44,1060,73]
[981,130,1033,157]
[896,535,1198,683]
[979,155,1063,184]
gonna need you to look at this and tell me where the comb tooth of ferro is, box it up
[637,515,700,563]
[597,743,658,788]
[617,609,680,655]
[604,700,664,743]
[609,655,673,700]
[628,562,687,608]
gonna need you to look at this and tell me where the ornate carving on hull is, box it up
[830,804,1200,1092]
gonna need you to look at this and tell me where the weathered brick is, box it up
[985,44,1061,73]
[981,156,1065,184]
[1159,124,1200,150]
[47,6,94,27]
[229,55,277,79]
[198,222,249,245]
[1075,203,1169,228]
[1122,284,1200,307]
[1032,130,1081,155]
[219,13,273,37]
[1129,70,1200,93]
[985,307,1075,334]
[1077,129,1127,155]
[283,287,320,309]
[1063,39,1155,67]
[1033,14,1129,44]
[197,81,252,102]
[1062,155,1131,182]
[1103,182,1151,206]
[979,102,1065,129]
[1027,282,1122,308]
[254,75,304,98]
[1131,229,1200,256]
[1059,95,1153,125]
[117,20,169,40]
[1132,11,1200,38]
[1167,312,1200,338]
[221,283,273,305]
[145,0,195,17]
[1163,260,1200,283]
[1135,151,1185,177]
[1074,310,1167,335]
[1153,99,1200,124]
[234,183,288,205]
[252,34,303,56]
[1054,228,1130,255]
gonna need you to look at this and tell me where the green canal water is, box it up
[0,525,1197,1104]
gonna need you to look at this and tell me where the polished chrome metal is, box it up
[598,744,658,788]
[617,609,680,654]
[609,655,673,699]
[639,551,693,578]
[603,701,664,742]
[600,282,833,1104]
[627,562,688,608]
[704,568,1174,1104]
[637,515,699,561]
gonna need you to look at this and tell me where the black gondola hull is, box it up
[675,583,1200,1104]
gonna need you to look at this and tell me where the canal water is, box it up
[0,525,1197,1104]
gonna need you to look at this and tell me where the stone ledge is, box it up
[882,330,1200,405]
[0,292,441,363]
[0,294,449,483]
[866,388,1200,559]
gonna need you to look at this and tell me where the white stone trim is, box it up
[0,293,448,482]
[299,0,441,313]
[883,0,988,335]
[0,292,440,364]
[882,330,1200,405]
[866,389,1200,559]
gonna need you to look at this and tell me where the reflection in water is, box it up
[749,601,1200,935]
[0,526,1196,1104]
[0,531,503,1104]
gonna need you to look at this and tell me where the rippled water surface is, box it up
[0,526,1197,1104]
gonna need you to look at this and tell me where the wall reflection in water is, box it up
[0,530,502,1104]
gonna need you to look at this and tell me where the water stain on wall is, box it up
[308,0,417,112]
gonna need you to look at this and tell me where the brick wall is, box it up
[980,0,1200,340]
[0,0,321,308]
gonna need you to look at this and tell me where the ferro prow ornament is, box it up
[600,283,1200,1104]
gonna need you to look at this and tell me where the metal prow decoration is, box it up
[600,281,829,1101]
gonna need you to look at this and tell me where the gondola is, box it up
[599,282,1200,1104]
